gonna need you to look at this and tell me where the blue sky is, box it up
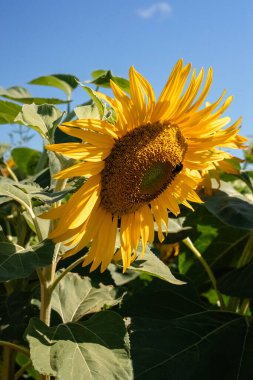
[1,0,252,151]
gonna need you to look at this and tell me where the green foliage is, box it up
[26,312,132,380]
[0,69,252,380]
[0,240,54,281]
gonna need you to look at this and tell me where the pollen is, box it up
[100,122,187,215]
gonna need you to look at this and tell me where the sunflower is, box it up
[43,60,247,272]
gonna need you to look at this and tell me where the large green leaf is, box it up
[26,312,133,379]
[51,272,125,323]
[0,100,22,124]
[0,240,54,281]
[203,181,253,230]
[29,74,78,98]
[15,103,63,139]
[122,279,253,380]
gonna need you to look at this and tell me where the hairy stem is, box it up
[183,237,226,310]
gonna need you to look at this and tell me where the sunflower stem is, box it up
[183,237,226,310]
[50,256,85,293]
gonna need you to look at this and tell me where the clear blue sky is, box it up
[1,0,252,150]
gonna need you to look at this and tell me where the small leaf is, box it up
[0,240,55,281]
[26,312,133,380]
[0,86,32,98]
[74,104,100,119]
[51,272,125,322]
[80,85,105,118]
[88,70,130,93]
[29,74,78,98]
[0,86,69,105]
[123,245,184,285]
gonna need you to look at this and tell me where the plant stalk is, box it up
[183,237,226,309]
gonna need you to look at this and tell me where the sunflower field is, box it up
[0,61,253,380]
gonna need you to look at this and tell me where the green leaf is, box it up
[122,245,184,285]
[0,85,69,105]
[0,86,32,98]
[179,205,249,285]
[0,100,22,124]
[88,70,130,93]
[131,311,253,380]
[74,104,100,119]
[0,291,34,340]
[12,147,41,176]
[80,85,105,118]
[0,240,54,281]
[26,312,133,379]
[51,272,124,322]
[29,74,78,98]
[122,279,253,380]
[108,264,139,286]
[16,353,40,380]
[0,179,31,208]
[203,181,253,230]
[218,258,253,298]
[14,103,63,139]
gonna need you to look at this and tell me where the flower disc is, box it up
[100,122,187,215]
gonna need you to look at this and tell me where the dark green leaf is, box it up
[51,272,125,322]
[131,311,253,380]
[179,205,249,285]
[203,181,253,230]
[218,258,253,298]
[0,291,35,340]
[0,240,54,281]
[26,312,133,379]
[122,279,253,380]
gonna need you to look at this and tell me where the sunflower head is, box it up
[43,60,247,272]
